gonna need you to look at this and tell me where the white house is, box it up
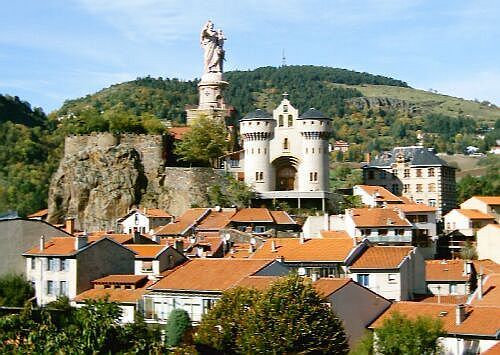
[143,258,289,324]
[444,209,495,236]
[23,235,136,305]
[353,185,404,207]
[124,244,186,276]
[118,208,173,234]
[476,224,500,264]
[460,196,500,223]
[347,246,426,301]
[425,259,475,296]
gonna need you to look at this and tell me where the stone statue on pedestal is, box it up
[200,20,225,74]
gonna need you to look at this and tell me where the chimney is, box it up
[39,235,45,251]
[311,273,319,282]
[152,234,160,243]
[271,239,277,252]
[463,260,472,276]
[174,239,184,252]
[65,217,75,234]
[197,246,204,258]
[248,244,255,253]
[133,229,141,244]
[276,255,284,263]
[323,213,330,231]
[75,231,88,250]
[299,233,305,244]
[455,304,467,325]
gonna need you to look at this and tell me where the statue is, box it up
[200,20,225,74]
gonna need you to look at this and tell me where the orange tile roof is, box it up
[149,259,274,292]
[356,185,404,203]
[473,196,500,205]
[169,126,191,140]
[482,342,500,355]
[143,208,172,218]
[470,274,500,307]
[350,208,412,227]
[397,204,437,212]
[196,210,234,230]
[88,233,135,244]
[426,260,471,282]
[416,294,468,304]
[234,275,280,290]
[313,278,351,297]
[349,246,414,269]
[123,244,168,258]
[320,230,351,239]
[251,237,356,262]
[370,302,500,337]
[154,208,210,236]
[74,280,153,304]
[473,260,500,275]
[269,210,296,224]
[27,208,48,218]
[191,236,223,256]
[225,242,254,259]
[456,209,495,220]
[231,208,274,223]
[92,275,148,285]
[24,236,91,256]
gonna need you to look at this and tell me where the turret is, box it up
[297,108,331,191]
[240,109,274,192]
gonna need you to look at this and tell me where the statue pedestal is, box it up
[188,71,229,126]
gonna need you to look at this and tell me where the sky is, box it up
[1,0,499,113]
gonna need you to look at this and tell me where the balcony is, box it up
[365,233,412,244]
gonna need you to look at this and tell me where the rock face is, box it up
[48,133,222,232]
[347,97,420,114]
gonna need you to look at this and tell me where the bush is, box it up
[166,309,192,347]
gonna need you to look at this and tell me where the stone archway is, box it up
[272,156,299,191]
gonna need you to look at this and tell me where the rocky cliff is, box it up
[48,133,222,232]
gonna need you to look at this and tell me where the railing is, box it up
[366,234,412,243]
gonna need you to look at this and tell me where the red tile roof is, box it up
[231,208,274,223]
[154,208,210,236]
[123,244,168,258]
[196,210,234,230]
[472,196,500,205]
[27,208,48,218]
[482,342,500,355]
[269,210,296,225]
[349,208,412,227]
[169,126,191,140]
[349,246,414,269]
[320,230,351,239]
[234,275,280,290]
[74,278,152,304]
[24,236,91,256]
[416,294,468,305]
[426,260,471,282]
[149,259,274,292]
[455,209,495,220]
[313,278,351,297]
[397,204,437,212]
[251,237,356,262]
[92,275,147,286]
[470,274,500,307]
[143,208,172,218]
[87,233,136,244]
[472,259,500,275]
[356,185,404,203]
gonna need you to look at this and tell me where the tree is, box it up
[208,174,256,208]
[195,274,349,354]
[174,115,229,166]
[374,312,444,355]
[0,274,34,307]
[166,309,192,347]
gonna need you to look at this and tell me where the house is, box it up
[444,209,495,236]
[460,196,500,223]
[87,230,157,245]
[425,260,475,296]
[23,235,136,305]
[362,146,456,219]
[143,258,289,324]
[314,278,391,347]
[344,207,414,245]
[153,208,210,238]
[73,275,152,323]
[123,244,187,276]
[369,302,500,354]
[228,208,298,235]
[250,235,365,278]
[27,209,49,221]
[0,218,72,276]
[476,224,500,264]
[118,208,173,234]
[347,246,426,301]
[333,140,349,153]
[353,185,404,207]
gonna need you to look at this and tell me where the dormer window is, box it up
[283,105,288,113]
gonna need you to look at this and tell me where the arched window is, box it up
[283,138,289,150]
[259,172,264,180]
[288,115,293,127]
[278,115,284,127]
[314,172,318,181]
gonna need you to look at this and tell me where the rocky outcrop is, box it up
[48,133,222,232]
[347,97,420,114]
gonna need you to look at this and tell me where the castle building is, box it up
[222,95,333,210]
[362,146,456,219]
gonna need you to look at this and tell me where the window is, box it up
[428,168,435,177]
[416,184,423,192]
[202,299,215,314]
[283,138,289,150]
[312,148,315,153]
[403,184,410,193]
[48,258,59,271]
[60,259,68,271]
[396,229,405,236]
[314,172,318,181]
[416,169,422,177]
[404,169,410,178]
[134,213,139,225]
[378,229,388,236]
[142,261,153,272]
[362,229,371,236]
[288,115,293,126]
[31,258,35,270]
[310,172,318,182]
[428,199,437,207]
[47,280,54,295]
[392,184,399,194]
[264,148,267,154]
[254,226,266,233]
[392,169,398,177]
[278,115,284,127]
[255,172,264,182]
[59,281,68,296]
[417,215,428,223]
[357,274,369,287]
[283,105,288,113]
[380,171,386,179]
[388,274,397,283]
[416,199,424,204]
[259,172,264,181]
[450,283,458,294]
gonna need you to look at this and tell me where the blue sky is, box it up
[1,0,499,113]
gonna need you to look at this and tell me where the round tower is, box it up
[240,109,274,192]
[297,108,332,191]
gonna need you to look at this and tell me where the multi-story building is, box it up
[363,146,456,219]
[221,95,333,211]
[118,208,173,234]
[460,196,500,223]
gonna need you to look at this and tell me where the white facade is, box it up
[476,224,500,264]
[239,97,331,194]
[444,209,494,236]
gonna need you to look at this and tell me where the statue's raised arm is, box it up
[200,20,224,74]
